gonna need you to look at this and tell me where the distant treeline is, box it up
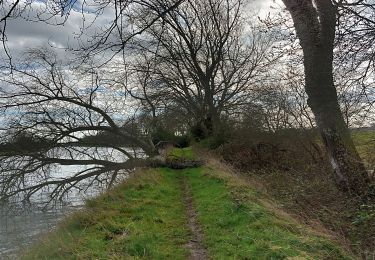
[0,130,140,154]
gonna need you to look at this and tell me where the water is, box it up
[0,201,79,259]
[0,165,91,259]
[0,147,142,259]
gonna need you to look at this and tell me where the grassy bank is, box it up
[24,150,354,259]
[212,130,374,257]
[24,169,190,259]
[352,130,375,166]
[185,166,352,259]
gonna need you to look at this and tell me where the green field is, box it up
[352,130,375,166]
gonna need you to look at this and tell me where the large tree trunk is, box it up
[201,81,220,137]
[282,0,369,196]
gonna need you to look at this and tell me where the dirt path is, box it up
[180,175,208,260]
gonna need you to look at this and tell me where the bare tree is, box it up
[281,0,369,196]
[0,0,184,66]
[128,0,274,136]
[336,0,375,82]
[335,0,375,127]
[0,0,272,203]
[0,49,159,203]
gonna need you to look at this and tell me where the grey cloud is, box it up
[1,0,276,63]
[1,2,115,62]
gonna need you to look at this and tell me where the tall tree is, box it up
[281,0,369,196]
[0,49,159,203]
[131,0,272,136]
[0,0,184,66]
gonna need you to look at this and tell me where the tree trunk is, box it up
[282,0,369,196]
[305,46,369,195]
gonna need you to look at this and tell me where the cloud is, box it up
[0,0,115,62]
[0,0,280,64]
[240,0,284,24]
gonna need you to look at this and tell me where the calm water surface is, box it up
[0,148,139,259]
[0,165,99,259]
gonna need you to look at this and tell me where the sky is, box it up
[0,0,279,63]
[0,0,116,62]
[0,0,281,129]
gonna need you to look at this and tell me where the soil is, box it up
[180,175,208,260]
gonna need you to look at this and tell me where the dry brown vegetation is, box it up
[198,130,375,258]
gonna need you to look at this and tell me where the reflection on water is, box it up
[0,165,99,259]
[0,201,80,258]
[0,147,140,259]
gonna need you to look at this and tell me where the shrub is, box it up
[151,127,191,148]
[220,128,323,171]
[190,123,207,141]
[174,135,191,148]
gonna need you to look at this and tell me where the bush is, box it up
[7,131,51,152]
[220,128,323,171]
[151,127,191,148]
[193,118,235,149]
[174,135,191,148]
[199,135,228,150]
[190,123,207,141]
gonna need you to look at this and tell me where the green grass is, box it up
[23,163,354,259]
[23,169,190,259]
[183,167,353,259]
[352,130,375,162]
[167,147,196,161]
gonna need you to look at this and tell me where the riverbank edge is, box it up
[22,155,355,259]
